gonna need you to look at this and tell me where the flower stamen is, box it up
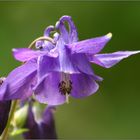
[58,73,72,103]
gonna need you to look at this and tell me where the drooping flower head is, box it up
[0,15,139,105]
[23,104,57,139]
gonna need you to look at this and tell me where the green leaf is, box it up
[10,128,29,136]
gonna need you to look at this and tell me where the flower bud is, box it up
[23,104,57,139]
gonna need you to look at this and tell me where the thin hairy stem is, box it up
[28,36,55,49]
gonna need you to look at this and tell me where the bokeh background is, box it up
[0,1,140,139]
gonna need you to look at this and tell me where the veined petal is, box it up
[34,72,66,105]
[88,51,140,68]
[57,38,79,74]
[59,15,78,42]
[71,73,99,98]
[68,33,112,54]
[71,53,94,76]
[56,21,69,43]
[34,72,100,104]
[37,55,60,80]
[0,60,37,100]
[12,48,57,62]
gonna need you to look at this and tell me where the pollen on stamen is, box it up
[58,80,72,103]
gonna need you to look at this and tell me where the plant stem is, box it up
[28,36,55,49]
[1,100,18,140]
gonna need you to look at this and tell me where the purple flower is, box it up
[23,104,57,139]
[0,77,11,135]
[0,15,139,105]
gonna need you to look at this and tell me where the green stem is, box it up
[28,36,55,49]
[1,100,18,140]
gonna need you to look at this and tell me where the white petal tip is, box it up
[106,32,112,39]
[12,48,17,52]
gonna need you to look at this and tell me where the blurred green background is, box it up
[0,1,140,139]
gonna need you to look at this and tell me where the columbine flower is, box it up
[0,15,139,105]
[23,105,57,139]
[0,77,11,135]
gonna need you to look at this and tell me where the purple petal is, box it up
[35,40,44,49]
[92,74,103,82]
[71,73,99,98]
[59,15,78,42]
[43,41,55,51]
[36,26,58,51]
[0,101,11,135]
[12,48,57,62]
[34,72,66,105]
[23,103,40,139]
[44,25,55,37]
[57,38,79,74]
[71,53,94,76]
[37,55,60,80]
[23,105,57,139]
[42,106,56,124]
[53,32,60,42]
[0,60,37,100]
[55,21,69,43]
[41,106,57,139]
[88,51,140,68]
[68,33,112,54]
[38,40,94,76]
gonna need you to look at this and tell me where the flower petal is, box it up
[41,106,57,139]
[35,26,56,51]
[55,21,69,43]
[59,15,78,42]
[71,53,94,76]
[0,101,11,135]
[37,55,60,80]
[23,105,57,139]
[0,60,37,100]
[34,72,66,105]
[88,51,140,68]
[68,33,112,54]
[71,73,99,98]
[12,48,57,62]
[23,104,40,139]
[57,38,79,74]
[44,25,55,36]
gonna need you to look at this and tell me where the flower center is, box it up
[58,80,72,95]
[58,73,72,103]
